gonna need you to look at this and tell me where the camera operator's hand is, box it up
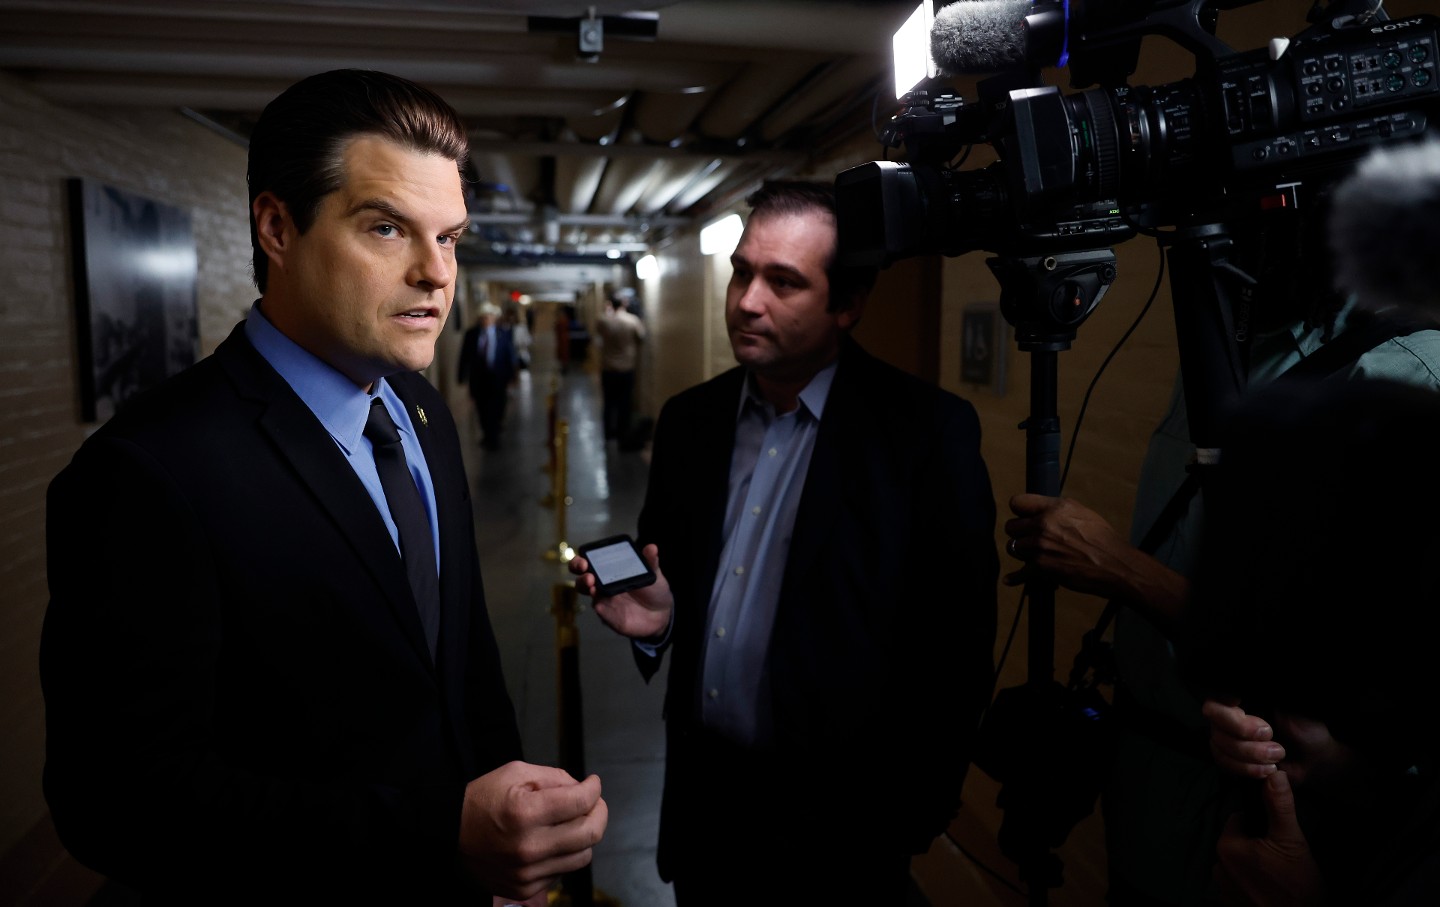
[1214,771,1326,907]
[1004,494,1191,628]
[1203,699,1285,780]
[1205,700,1358,789]
[1268,711,1358,790]
[568,543,673,642]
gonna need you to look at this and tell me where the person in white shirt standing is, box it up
[595,288,646,445]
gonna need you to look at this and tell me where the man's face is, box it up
[725,210,859,384]
[257,134,468,388]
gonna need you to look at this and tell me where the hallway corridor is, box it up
[447,332,676,907]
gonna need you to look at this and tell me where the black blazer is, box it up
[457,324,518,396]
[636,338,998,876]
[40,323,521,903]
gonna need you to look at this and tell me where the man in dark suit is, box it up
[41,69,605,906]
[570,181,997,905]
[458,303,519,450]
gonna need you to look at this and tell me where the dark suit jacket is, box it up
[636,338,998,880]
[40,323,521,903]
[457,324,517,398]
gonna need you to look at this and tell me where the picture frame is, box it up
[961,301,1007,395]
[68,178,198,422]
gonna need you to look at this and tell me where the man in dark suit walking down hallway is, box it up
[458,302,519,450]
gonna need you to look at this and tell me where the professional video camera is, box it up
[838,0,1437,269]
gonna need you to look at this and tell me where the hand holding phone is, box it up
[574,535,657,597]
[570,536,672,641]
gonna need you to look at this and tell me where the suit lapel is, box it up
[215,328,435,668]
[780,346,863,594]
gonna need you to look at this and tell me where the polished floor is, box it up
[452,347,676,907]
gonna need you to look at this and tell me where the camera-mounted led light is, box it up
[893,2,939,100]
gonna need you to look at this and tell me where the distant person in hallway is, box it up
[594,287,646,444]
[569,180,998,905]
[554,303,573,372]
[459,302,519,450]
[566,303,591,367]
[505,305,533,371]
[41,69,605,906]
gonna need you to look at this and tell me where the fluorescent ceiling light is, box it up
[700,213,742,257]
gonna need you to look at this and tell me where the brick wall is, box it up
[0,72,252,881]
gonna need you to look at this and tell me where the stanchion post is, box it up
[543,419,573,562]
[544,377,559,475]
[546,583,619,907]
[552,583,587,795]
[541,383,558,506]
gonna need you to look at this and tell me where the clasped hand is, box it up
[1203,700,1338,906]
[460,761,608,902]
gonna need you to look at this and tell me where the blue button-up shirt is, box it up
[244,302,441,569]
[698,362,836,747]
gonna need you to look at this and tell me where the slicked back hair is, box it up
[743,180,878,314]
[247,69,469,292]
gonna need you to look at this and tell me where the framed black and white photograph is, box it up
[68,178,198,422]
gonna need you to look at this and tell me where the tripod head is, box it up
[989,250,1118,351]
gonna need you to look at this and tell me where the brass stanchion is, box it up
[541,380,559,505]
[542,419,573,562]
[544,377,559,475]
[547,583,619,907]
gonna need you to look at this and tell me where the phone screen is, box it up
[587,539,648,585]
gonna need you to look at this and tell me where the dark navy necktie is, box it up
[364,398,439,657]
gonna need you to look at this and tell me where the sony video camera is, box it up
[836,0,1439,267]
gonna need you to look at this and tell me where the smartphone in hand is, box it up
[575,534,656,596]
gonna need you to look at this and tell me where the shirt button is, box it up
[751,506,761,515]
[734,566,745,576]
[715,627,726,638]
[708,689,719,699]
[768,447,778,457]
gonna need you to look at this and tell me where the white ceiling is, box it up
[0,0,918,291]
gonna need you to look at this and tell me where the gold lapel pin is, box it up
[416,405,428,427]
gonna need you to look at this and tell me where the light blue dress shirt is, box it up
[699,362,836,747]
[244,302,441,570]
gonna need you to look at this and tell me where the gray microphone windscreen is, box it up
[1329,139,1440,313]
[930,0,1033,74]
